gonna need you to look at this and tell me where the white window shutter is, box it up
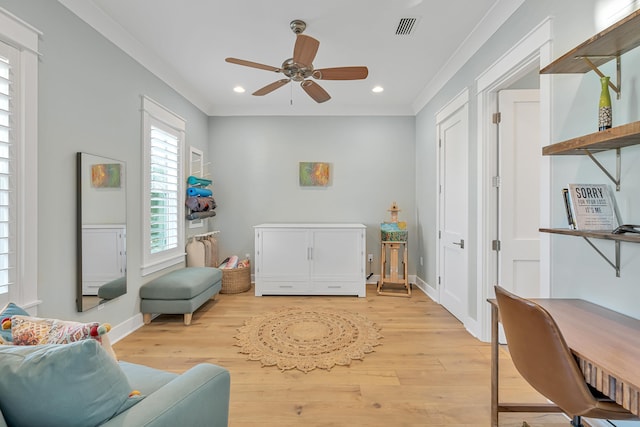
[0,50,15,298]
[141,96,185,275]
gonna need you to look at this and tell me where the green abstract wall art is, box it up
[91,163,121,188]
[299,162,330,187]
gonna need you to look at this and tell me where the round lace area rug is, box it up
[235,307,383,373]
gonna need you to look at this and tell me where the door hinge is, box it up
[438,230,441,239]
[492,112,501,124]
[439,138,442,148]
[492,176,501,188]
[438,276,441,285]
[492,240,501,251]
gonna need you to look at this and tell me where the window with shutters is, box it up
[0,48,14,300]
[0,9,39,307]
[141,97,185,275]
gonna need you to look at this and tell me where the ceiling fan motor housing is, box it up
[290,20,306,34]
[282,58,313,81]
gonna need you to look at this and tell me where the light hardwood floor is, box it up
[114,284,572,426]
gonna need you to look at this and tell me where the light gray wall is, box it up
[0,0,210,324]
[208,116,416,274]
[415,0,640,320]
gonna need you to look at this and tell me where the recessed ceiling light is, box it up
[233,86,246,93]
[372,86,384,93]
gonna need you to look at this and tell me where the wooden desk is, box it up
[489,298,640,426]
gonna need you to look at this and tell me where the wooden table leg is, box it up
[377,242,385,294]
[491,303,499,427]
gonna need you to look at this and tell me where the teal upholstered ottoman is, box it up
[140,267,222,325]
[98,276,126,300]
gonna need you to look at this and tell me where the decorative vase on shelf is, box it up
[598,76,612,131]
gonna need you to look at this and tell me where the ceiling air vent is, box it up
[395,17,419,35]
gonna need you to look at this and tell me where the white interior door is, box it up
[498,89,541,297]
[438,102,469,323]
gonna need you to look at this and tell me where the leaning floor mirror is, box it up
[76,152,127,311]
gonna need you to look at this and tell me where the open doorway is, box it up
[474,19,552,342]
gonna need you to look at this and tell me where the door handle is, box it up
[453,239,465,249]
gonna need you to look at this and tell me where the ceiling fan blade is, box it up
[293,34,320,67]
[301,80,331,103]
[252,79,290,96]
[225,57,280,72]
[313,66,369,80]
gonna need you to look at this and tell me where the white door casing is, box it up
[437,90,469,324]
[474,18,552,342]
[498,89,541,297]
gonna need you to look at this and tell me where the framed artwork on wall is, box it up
[299,162,331,187]
[91,163,121,188]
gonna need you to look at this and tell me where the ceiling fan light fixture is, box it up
[372,86,384,93]
[233,86,246,93]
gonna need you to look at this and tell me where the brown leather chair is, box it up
[494,285,639,426]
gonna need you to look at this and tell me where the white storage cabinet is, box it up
[81,225,126,295]
[254,223,366,297]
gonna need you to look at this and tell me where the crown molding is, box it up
[411,0,525,114]
[58,0,213,115]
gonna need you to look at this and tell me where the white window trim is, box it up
[141,96,186,276]
[0,7,40,309]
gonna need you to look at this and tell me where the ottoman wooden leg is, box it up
[184,313,192,326]
[143,313,152,324]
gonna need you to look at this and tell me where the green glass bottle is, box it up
[598,76,612,131]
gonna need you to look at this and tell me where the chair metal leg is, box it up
[570,415,583,427]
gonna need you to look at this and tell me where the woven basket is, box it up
[220,265,251,294]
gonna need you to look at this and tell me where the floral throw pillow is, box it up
[10,315,117,359]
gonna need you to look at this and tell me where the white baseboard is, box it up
[109,312,147,344]
[366,274,380,285]
[414,276,439,302]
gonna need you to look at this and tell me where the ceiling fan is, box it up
[225,20,368,103]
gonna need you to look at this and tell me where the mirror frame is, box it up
[189,146,206,229]
[76,152,127,311]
